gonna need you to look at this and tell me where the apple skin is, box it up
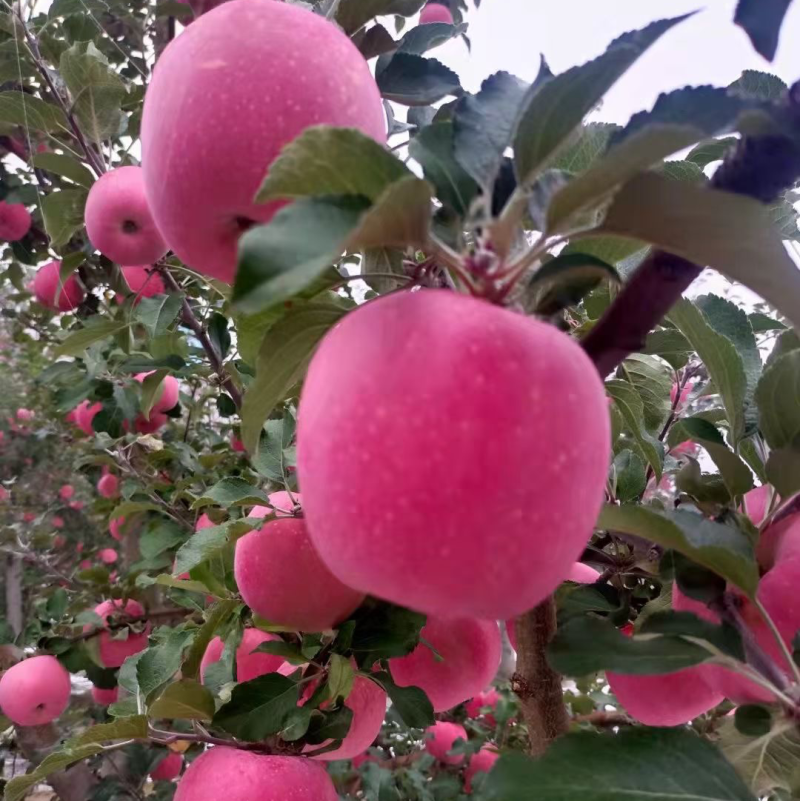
[420,3,454,24]
[464,746,499,794]
[16,408,34,422]
[97,473,119,499]
[134,372,180,412]
[141,0,386,284]
[200,628,285,683]
[0,655,72,726]
[465,687,501,726]
[741,484,773,527]
[0,201,31,241]
[109,516,125,541]
[196,513,214,531]
[33,261,86,312]
[424,720,468,765]
[298,290,610,620]
[84,166,168,265]
[98,548,118,564]
[60,485,74,500]
[151,751,184,781]
[91,684,119,705]
[92,599,150,668]
[757,513,800,571]
[248,490,301,520]
[174,747,338,801]
[389,617,502,712]
[235,516,364,632]
[116,265,166,304]
[75,400,102,435]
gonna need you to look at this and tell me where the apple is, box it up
[174,747,338,801]
[16,408,34,421]
[465,687,501,726]
[151,751,184,781]
[132,411,169,434]
[389,617,502,712]
[70,500,84,510]
[0,487,7,502]
[134,372,180,412]
[109,516,125,541]
[196,513,215,532]
[116,265,166,304]
[22,511,36,522]
[60,484,74,500]
[98,548,118,564]
[79,558,92,570]
[97,473,119,499]
[52,516,64,528]
[298,291,610,619]
[231,434,246,452]
[464,746,499,794]
[757,513,800,571]
[235,516,364,631]
[0,655,72,726]
[424,720,467,765]
[53,534,66,548]
[91,684,119,705]
[420,2,454,24]
[669,380,694,411]
[741,484,774,527]
[33,261,86,312]
[141,0,386,284]
[75,400,102,435]
[0,201,31,241]
[200,628,285,683]
[91,599,150,668]
[84,166,168,265]
[248,490,301,520]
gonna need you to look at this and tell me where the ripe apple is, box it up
[298,291,610,619]
[200,628,285,683]
[52,516,64,528]
[0,487,7,503]
[75,400,102,435]
[16,408,34,422]
[84,166,168,265]
[134,372,180,412]
[97,473,119,499]
[231,434,246,452]
[420,2,454,24]
[151,751,184,781]
[0,655,72,725]
[116,265,166,304]
[388,617,502,712]
[109,516,125,541]
[174,747,338,801]
[757,513,800,570]
[79,558,92,570]
[465,687,501,726]
[33,261,86,312]
[741,484,774,528]
[235,515,364,632]
[424,720,468,765]
[196,513,215,532]
[98,548,118,564]
[141,0,386,283]
[464,746,499,794]
[91,599,150,668]
[0,201,31,241]
[60,485,74,500]
[91,684,119,705]
[133,411,169,434]
[248,491,301,520]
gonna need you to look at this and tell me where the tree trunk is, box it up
[5,554,23,636]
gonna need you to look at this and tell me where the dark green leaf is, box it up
[31,152,95,188]
[208,313,230,360]
[193,478,270,509]
[134,294,182,339]
[734,705,773,736]
[685,136,738,167]
[371,671,433,728]
[606,379,664,480]
[734,0,793,60]
[212,673,299,740]
[0,90,69,133]
[642,328,693,370]
[136,629,193,698]
[336,0,425,35]
[148,679,215,721]
[377,53,461,106]
[729,70,788,101]
[54,318,128,357]
[755,350,800,450]
[613,450,647,503]
[397,21,463,55]
[305,706,354,745]
[41,188,88,248]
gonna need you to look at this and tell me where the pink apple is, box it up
[298,291,610,620]
[97,473,119,499]
[70,500,84,510]
[84,166,167,265]
[134,372,180,413]
[757,513,800,570]
[0,655,71,726]
[52,516,64,528]
[465,688,501,725]
[33,261,86,312]
[248,491,301,521]
[196,513,215,532]
[0,201,31,241]
[420,2,454,24]
[231,434,246,452]
[75,400,102,435]
[91,684,119,705]
[91,599,150,668]
[131,411,169,434]
[235,516,364,632]
[141,0,386,283]
[174,747,338,801]
[0,487,7,502]
[151,751,184,781]
[59,484,74,500]
[22,511,36,522]
[200,628,285,683]
[116,265,166,304]
[464,746,499,794]
[741,484,774,527]
[16,408,34,422]
[424,720,467,765]
[109,517,125,540]
[389,617,502,712]
[79,558,92,570]
[99,548,118,564]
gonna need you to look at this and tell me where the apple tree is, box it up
[1,0,800,799]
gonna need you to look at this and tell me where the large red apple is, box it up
[0,201,31,240]
[33,261,86,312]
[141,0,386,283]
[424,720,468,765]
[420,2,454,24]
[200,628,285,683]
[0,655,71,725]
[298,290,610,620]
[91,599,150,668]
[174,748,338,801]
[84,166,168,265]
[757,513,800,570]
[389,617,501,712]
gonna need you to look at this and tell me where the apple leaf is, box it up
[148,679,215,721]
[755,350,800,450]
[0,90,69,133]
[335,0,425,35]
[31,152,95,188]
[733,0,794,60]
[41,188,88,248]
[377,53,462,106]
[212,673,300,740]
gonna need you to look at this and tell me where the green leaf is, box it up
[281,706,313,741]
[552,123,621,173]
[397,21,463,55]
[642,328,693,370]
[252,639,307,665]
[148,679,215,721]
[377,53,461,106]
[729,70,788,101]
[137,629,193,698]
[408,121,479,215]
[613,450,647,503]
[639,610,744,661]
[0,90,69,133]
[59,41,127,143]
[768,192,800,240]
[328,654,355,702]
[755,350,800,450]
[734,0,793,61]
[69,714,148,746]
[686,136,738,167]
[620,354,673,432]
[350,602,426,664]
[250,417,295,482]
[371,671,433,728]
[54,318,128,357]
[208,312,230,360]
[41,188,88,248]
[255,126,411,205]
[174,522,250,575]
[140,369,169,420]
[513,15,689,188]
[240,302,347,453]
[669,298,749,442]
[765,443,800,497]
[605,379,663,480]
[561,236,649,274]
[361,247,407,294]
[212,673,299,740]
[194,478,269,509]
[597,504,758,596]
[336,0,425,35]
[134,294,181,339]
[31,152,95,189]
[600,172,800,331]
[485,728,756,801]
[182,600,241,681]
[305,706,355,746]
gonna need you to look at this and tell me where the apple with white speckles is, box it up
[200,627,284,683]
[0,655,71,726]
[298,290,610,619]
[141,0,386,283]
[91,599,150,668]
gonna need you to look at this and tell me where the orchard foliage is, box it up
[0,0,799,800]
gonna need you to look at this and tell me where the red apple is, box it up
[109,516,125,541]
[298,291,610,619]
[424,720,467,765]
[91,599,150,668]
[84,166,168,265]
[465,687,501,726]
[33,261,86,312]
[60,484,74,500]
[196,513,215,532]
[116,265,166,303]
[52,516,64,528]
[200,628,285,683]
[0,655,71,725]
[757,513,800,571]
[97,473,119,499]
[141,0,386,283]
[464,746,499,794]
[91,684,119,705]
[134,372,180,412]
[75,400,102,435]
[0,201,31,241]
[16,408,34,422]
[98,548,118,565]
[420,2,454,24]
[151,751,184,781]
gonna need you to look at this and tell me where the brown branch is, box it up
[64,607,191,643]
[511,598,570,756]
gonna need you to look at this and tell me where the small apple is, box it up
[134,372,180,412]
[0,201,31,241]
[91,684,119,705]
[151,751,184,781]
[98,548,118,565]
[60,484,74,500]
[424,720,468,765]
[116,265,166,304]
[91,599,150,668]
[97,473,119,499]
[0,655,71,726]
[464,746,499,794]
[33,261,86,312]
